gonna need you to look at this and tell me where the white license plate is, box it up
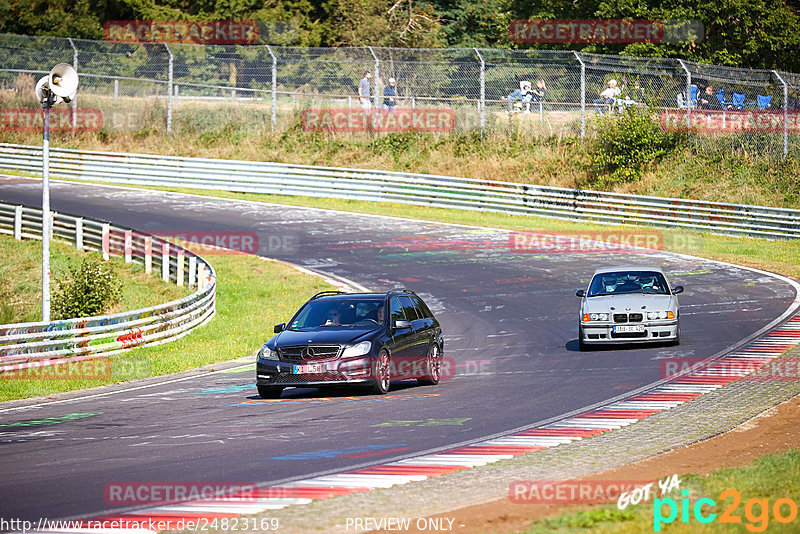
[613,325,645,333]
[292,363,325,374]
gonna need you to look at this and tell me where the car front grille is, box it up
[273,372,343,383]
[613,313,643,323]
[278,345,341,363]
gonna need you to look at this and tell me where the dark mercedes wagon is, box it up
[255,289,444,398]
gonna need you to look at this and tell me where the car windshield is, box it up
[587,271,670,297]
[288,299,385,330]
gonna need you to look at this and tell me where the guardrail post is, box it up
[75,217,83,250]
[474,48,486,135]
[165,43,173,133]
[573,51,585,139]
[68,37,78,130]
[773,70,789,159]
[161,241,170,282]
[14,205,22,240]
[124,230,132,263]
[189,256,197,286]
[267,45,277,129]
[198,263,207,290]
[102,223,110,260]
[144,235,152,274]
[177,252,185,286]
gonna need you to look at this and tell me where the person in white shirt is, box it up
[593,79,621,113]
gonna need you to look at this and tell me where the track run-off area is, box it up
[1,177,798,528]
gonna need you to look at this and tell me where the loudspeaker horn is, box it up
[48,63,78,102]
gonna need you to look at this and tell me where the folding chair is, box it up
[688,84,698,108]
[756,95,772,109]
[716,89,734,109]
[732,93,746,109]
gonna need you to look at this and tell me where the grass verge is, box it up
[0,238,333,401]
[521,449,800,533]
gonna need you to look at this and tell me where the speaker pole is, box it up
[41,90,53,323]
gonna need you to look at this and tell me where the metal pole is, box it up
[474,48,485,134]
[68,38,78,130]
[165,43,173,133]
[773,70,789,159]
[41,97,52,323]
[677,59,692,135]
[573,51,585,139]
[368,46,379,108]
[114,78,118,101]
[267,45,277,129]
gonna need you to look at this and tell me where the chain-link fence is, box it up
[1,33,798,158]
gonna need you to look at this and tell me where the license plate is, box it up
[292,363,325,374]
[613,325,645,333]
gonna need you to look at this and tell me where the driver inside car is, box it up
[324,308,341,325]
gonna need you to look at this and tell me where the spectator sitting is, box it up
[531,79,547,103]
[699,84,721,109]
[593,79,621,113]
[507,81,532,112]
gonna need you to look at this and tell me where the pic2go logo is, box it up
[653,489,799,532]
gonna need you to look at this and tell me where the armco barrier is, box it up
[0,200,216,373]
[1,143,799,239]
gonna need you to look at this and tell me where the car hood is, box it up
[582,294,675,313]
[271,327,379,347]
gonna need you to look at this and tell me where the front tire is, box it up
[672,322,681,346]
[257,385,284,399]
[370,350,391,395]
[578,327,590,351]
[418,344,442,386]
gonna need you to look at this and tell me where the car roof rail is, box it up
[310,290,347,300]
[388,287,409,294]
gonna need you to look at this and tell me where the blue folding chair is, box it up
[756,94,772,109]
[732,92,746,109]
[716,89,734,109]
[688,84,698,108]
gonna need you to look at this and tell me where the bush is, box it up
[52,258,122,319]
[588,106,686,187]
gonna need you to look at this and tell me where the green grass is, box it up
[0,237,333,401]
[519,449,800,533]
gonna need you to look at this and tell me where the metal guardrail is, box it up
[0,199,217,373]
[1,143,799,239]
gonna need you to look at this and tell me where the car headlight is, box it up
[342,341,372,357]
[257,346,276,360]
[647,311,675,320]
[582,313,609,322]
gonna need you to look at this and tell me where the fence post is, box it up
[773,70,789,159]
[14,205,22,240]
[165,43,173,133]
[161,241,170,282]
[114,78,118,101]
[68,37,78,130]
[267,45,277,129]
[124,230,132,263]
[474,48,486,135]
[677,59,692,137]
[573,51,585,139]
[144,236,152,274]
[368,46,379,107]
[75,217,83,250]
[189,255,197,286]
[177,252,185,286]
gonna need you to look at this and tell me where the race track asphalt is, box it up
[0,178,795,523]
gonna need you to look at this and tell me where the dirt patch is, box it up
[389,392,800,534]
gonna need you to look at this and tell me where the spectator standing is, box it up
[359,71,372,112]
[383,77,397,112]
[531,79,547,102]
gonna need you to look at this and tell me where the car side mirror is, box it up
[394,319,412,329]
[672,286,684,294]
[576,289,586,297]
[274,323,286,333]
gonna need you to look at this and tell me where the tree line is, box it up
[1,0,799,72]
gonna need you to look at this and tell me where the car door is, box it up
[399,295,428,375]
[387,297,415,376]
